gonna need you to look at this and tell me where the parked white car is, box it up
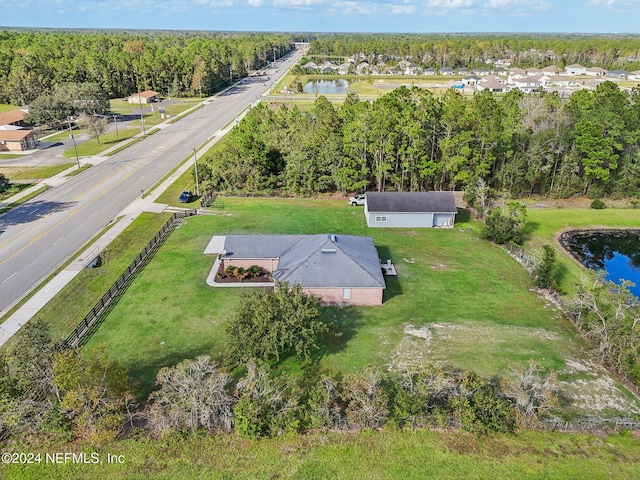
[348,194,366,206]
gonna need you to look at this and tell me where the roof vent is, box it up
[330,234,337,243]
[321,248,337,253]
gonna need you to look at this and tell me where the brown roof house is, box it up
[128,90,160,104]
[0,109,28,128]
[0,126,38,152]
[208,234,386,305]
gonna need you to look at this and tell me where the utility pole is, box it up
[67,117,80,169]
[167,86,172,118]
[113,114,119,141]
[193,148,200,196]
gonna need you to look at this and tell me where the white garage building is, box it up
[364,192,457,228]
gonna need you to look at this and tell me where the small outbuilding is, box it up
[128,90,160,104]
[364,192,457,228]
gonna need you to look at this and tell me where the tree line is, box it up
[199,82,640,200]
[0,30,295,105]
[307,33,640,71]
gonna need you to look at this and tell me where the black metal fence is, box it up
[65,209,197,348]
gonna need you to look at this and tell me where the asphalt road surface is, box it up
[0,51,302,315]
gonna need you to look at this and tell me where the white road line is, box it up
[117,191,124,197]
[90,173,99,178]
[28,208,39,216]
[53,237,64,246]
[139,175,145,180]
[63,188,73,194]
[2,272,17,284]
[89,211,98,218]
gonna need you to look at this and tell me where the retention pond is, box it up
[560,229,640,297]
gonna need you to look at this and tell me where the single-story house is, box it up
[607,70,630,79]
[423,67,437,76]
[540,65,559,75]
[629,70,640,80]
[364,191,457,228]
[128,90,160,104]
[477,79,511,93]
[586,67,608,77]
[512,76,543,93]
[462,75,482,86]
[219,234,386,305]
[0,127,38,151]
[564,64,586,76]
[0,109,28,128]
[440,67,455,75]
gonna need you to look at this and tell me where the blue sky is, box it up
[2,0,639,33]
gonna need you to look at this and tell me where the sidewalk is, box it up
[0,95,253,347]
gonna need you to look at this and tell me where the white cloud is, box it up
[424,0,477,6]
[331,0,379,14]
[273,0,324,5]
[484,0,550,10]
[247,0,263,5]
[389,2,416,14]
[589,0,640,8]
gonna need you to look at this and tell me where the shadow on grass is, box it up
[377,244,403,302]
[307,306,365,364]
[456,207,472,224]
[126,343,219,401]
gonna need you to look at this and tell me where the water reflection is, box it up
[561,230,640,296]
[303,80,349,94]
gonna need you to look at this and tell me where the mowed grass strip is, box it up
[86,198,595,405]
[4,430,640,479]
[26,212,172,340]
[0,163,75,181]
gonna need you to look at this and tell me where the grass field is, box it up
[0,103,18,113]
[75,198,640,416]
[0,163,75,181]
[3,429,640,479]
[61,128,139,158]
[522,205,640,293]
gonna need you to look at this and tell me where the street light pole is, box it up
[193,148,200,196]
[113,114,119,141]
[167,86,172,118]
[138,92,146,135]
[67,118,80,169]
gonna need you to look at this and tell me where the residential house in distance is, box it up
[586,67,608,77]
[477,79,511,93]
[540,65,559,75]
[0,127,38,152]
[439,67,455,75]
[364,191,457,228]
[128,90,160,104]
[337,63,351,75]
[564,64,587,76]
[512,75,543,93]
[423,67,437,76]
[607,69,630,79]
[214,234,386,305]
[319,61,337,73]
[0,109,28,128]
[629,70,640,80]
[462,75,482,86]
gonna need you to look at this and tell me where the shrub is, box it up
[590,198,606,209]
[481,202,527,245]
[533,245,557,289]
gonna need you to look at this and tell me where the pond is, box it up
[560,230,640,297]
[303,79,350,94]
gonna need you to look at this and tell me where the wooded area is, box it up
[200,82,640,199]
[308,33,640,71]
[0,30,295,104]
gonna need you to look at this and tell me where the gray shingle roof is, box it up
[365,192,457,214]
[223,234,385,289]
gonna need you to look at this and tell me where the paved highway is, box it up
[0,50,302,315]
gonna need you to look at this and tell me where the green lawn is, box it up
[21,212,172,340]
[0,103,18,113]
[3,429,640,479]
[522,206,640,293]
[0,163,75,181]
[110,98,202,129]
[78,198,638,416]
[61,128,139,158]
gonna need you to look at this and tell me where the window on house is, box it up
[342,288,351,299]
[374,216,387,222]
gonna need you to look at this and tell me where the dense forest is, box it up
[0,30,295,104]
[308,33,640,70]
[200,82,640,200]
